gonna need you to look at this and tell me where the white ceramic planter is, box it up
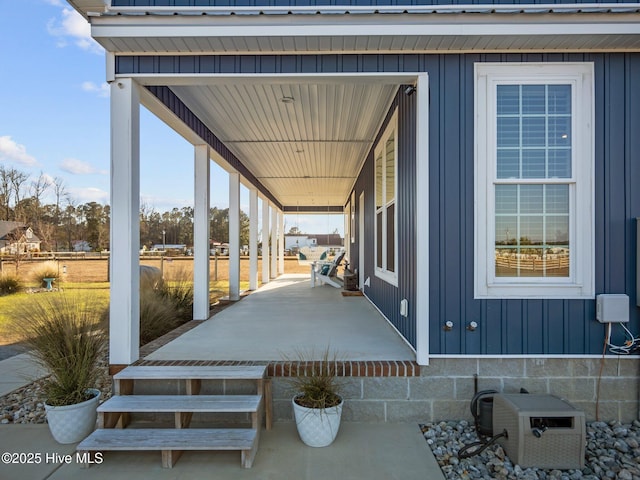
[45,389,100,444]
[292,396,343,447]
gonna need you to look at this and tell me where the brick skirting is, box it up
[136,359,420,377]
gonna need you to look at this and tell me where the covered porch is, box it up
[145,274,415,362]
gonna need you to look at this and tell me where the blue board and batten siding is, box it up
[118,53,640,355]
[350,88,418,349]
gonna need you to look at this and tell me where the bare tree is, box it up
[0,166,15,220]
[27,171,52,230]
[52,177,69,250]
[9,169,29,221]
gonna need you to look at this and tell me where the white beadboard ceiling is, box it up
[171,82,398,208]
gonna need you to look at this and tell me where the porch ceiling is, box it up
[167,81,399,209]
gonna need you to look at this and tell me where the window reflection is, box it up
[495,185,569,278]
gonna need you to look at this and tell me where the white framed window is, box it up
[474,63,594,299]
[374,110,398,286]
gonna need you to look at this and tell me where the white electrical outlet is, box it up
[400,299,408,317]
[596,294,629,323]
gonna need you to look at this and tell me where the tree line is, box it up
[0,166,251,252]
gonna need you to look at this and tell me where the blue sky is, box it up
[0,0,343,236]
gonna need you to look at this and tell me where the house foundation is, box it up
[135,357,638,424]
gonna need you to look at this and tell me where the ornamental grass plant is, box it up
[0,272,22,296]
[10,293,106,406]
[286,347,343,409]
[158,265,194,323]
[30,261,62,286]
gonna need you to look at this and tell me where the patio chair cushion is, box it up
[320,264,331,275]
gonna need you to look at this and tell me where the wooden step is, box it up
[113,365,268,383]
[99,394,262,413]
[97,395,262,429]
[112,365,272,429]
[77,428,259,468]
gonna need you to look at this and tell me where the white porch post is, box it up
[261,199,270,284]
[415,73,430,366]
[193,144,210,320]
[249,188,259,290]
[229,172,241,301]
[270,206,277,279]
[278,210,285,275]
[109,78,140,366]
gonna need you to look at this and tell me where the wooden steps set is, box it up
[77,365,272,468]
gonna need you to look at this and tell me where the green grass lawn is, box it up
[0,280,247,345]
[0,287,111,345]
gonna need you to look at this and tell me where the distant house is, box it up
[0,221,41,255]
[73,240,92,252]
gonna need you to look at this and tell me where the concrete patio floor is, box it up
[147,274,416,362]
[0,423,444,480]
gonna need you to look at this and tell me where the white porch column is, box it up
[261,199,270,284]
[109,78,140,366]
[249,188,259,290]
[270,206,277,279]
[193,144,210,320]
[278,210,285,275]
[229,172,241,301]
[415,73,430,366]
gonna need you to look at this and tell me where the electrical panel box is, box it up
[596,294,629,323]
[493,394,585,470]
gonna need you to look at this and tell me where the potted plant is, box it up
[286,348,344,447]
[11,293,106,444]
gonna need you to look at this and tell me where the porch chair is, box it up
[310,250,346,288]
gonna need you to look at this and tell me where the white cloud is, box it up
[43,0,65,6]
[70,187,109,204]
[60,158,107,175]
[0,136,38,166]
[81,81,110,98]
[47,7,103,54]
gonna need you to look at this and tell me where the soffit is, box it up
[88,9,640,53]
[170,82,397,208]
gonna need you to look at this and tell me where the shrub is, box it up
[99,264,188,347]
[158,266,193,322]
[10,293,106,406]
[0,272,22,295]
[139,289,181,346]
[30,261,62,287]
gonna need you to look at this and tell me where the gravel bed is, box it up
[0,353,112,425]
[421,419,640,480]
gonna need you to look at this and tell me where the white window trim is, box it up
[374,109,399,287]
[474,62,595,299]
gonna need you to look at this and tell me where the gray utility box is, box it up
[492,394,585,470]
